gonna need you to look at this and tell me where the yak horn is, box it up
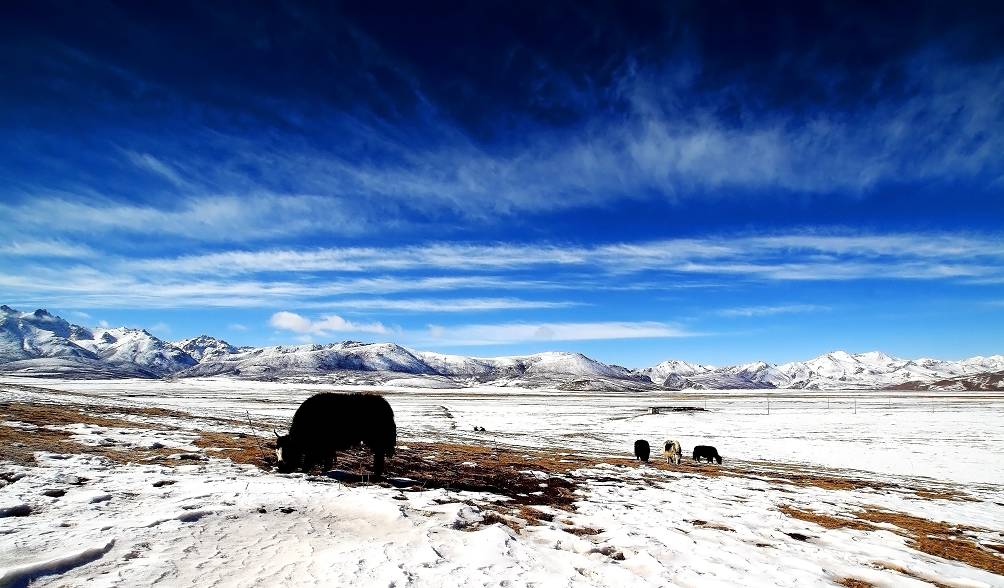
[274,429,280,438]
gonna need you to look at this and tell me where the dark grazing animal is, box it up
[274,392,396,477]
[634,439,651,462]
[692,445,722,464]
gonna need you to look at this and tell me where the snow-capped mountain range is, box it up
[1,305,1002,390]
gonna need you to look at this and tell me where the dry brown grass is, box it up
[778,504,1004,577]
[688,520,736,532]
[472,503,560,532]
[0,420,86,465]
[779,505,874,531]
[858,509,1004,576]
[834,578,874,588]
[1,401,204,466]
[913,488,978,502]
[6,395,1001,571]
[871,562,952,588]
[103,405,199,420]
[631,457,895,493]
[193,431,277,469]
[1,401,158,430]
[516,504,555,526]
[328,441,585,509]
[0,420,185,466]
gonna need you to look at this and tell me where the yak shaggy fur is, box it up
[275,392,397,477]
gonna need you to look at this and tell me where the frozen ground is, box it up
[6,377,1004,485]
[2,377,1003,587]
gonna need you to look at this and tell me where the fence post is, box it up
[854,399,857,414]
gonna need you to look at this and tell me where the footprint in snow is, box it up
[152,480,176,487]
[42,488,66,498]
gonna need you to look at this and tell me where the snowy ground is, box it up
[2,377,1003,587]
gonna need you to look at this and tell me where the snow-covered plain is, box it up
[2,377,1003,587]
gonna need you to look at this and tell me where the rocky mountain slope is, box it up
[0,305,1000,390]
[172,335,238,362]
[0,306,194,377]
[890,370,1004,391]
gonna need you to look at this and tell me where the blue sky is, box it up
[1,1,1002,367]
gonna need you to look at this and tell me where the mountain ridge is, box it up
[1,305,1001,390]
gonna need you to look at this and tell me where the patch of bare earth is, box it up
[2,401,161,429]
[859,509,1004,576]
[1,402,198,466]
[317,442,591,510]
[779,504,1004,577]
[0,419,85,466]
[778,506,874,531]
[193,431,278,470]
[633,457,902,493]
[912,488,979,502]
[834,578,874,588]
[687,519,736,532]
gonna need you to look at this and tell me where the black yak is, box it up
[692,445,722,464]
[274,392,396,477]
[634,439,651,462]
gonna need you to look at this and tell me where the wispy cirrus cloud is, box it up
[716,304,830,318]
[419,321,693,346]
[2,49,1001,246]
[123,151,190,188]
[0,259,565,307]
[0,194,377,244]
[0,240,97,258]
[304,298,584,312]
[119,231,1004,283]
[0,230,1001,309]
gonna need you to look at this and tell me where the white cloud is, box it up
[420,321,692,346]
[266,313,692,345]
[149,321,171,335]
[2,50,1001,251]
[228,323,249,331]
[1,58,1000,248]
[717,304,830,318]
[305,298,584,312]
[114,232,1004,280]
[0,240,96,258]
[70,310,91,319]
[97,319,109,328]
[124,151,188,188]
[0,230,1000,310]
[269,311,388,335]
[0,194,371,244]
